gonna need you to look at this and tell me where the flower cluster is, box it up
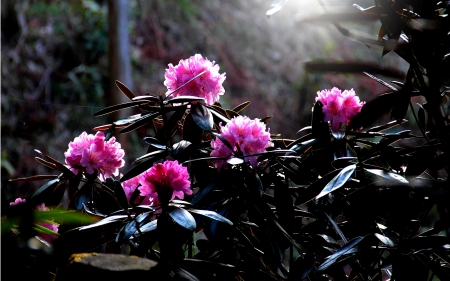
[315,87,365,131]
[164,54,226,105]
[138,160,192,203]
[10,198,59,243]
[64,131,125,181]
[211,115,273,170]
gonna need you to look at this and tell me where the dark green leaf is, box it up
[131,94,160,102]
[316,236,364,272]
[133,150,167,164]
[211,132,233,150]
[187,208,233,225]
[170,140,192,160]
[227,157,244,165]
[104,123,115,141]
[35,209,96,225]
[164,96,205,104]
[366,119,408,133]
[30,178,60,200]
[77,214,128,231]
[120,155,166,182]
[115,80,135,101]
[143,137,166,150]
[168,207,197,231]
[365,168,409,184]
[232,101,251,113]
[363,72,399,91]
[116,213,150,244]
[119,111,160,134]
[375,233,395,247]
[416,254,450,281]
[316,164,356,200]
[93,100,149,117]
[191,102,214,131]
[74,181,93,210]
[191,182,218,205]
[135,219,157,235]
[9,175,58,182]
[296,169,341,205]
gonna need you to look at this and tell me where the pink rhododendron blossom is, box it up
[64,131,125,181]
[138,160,192,202]
[122,176,151,205]
[9,199,59,243]
[315,87,364,131]
[10,197,26,206]
[164,54,226,105]
[210,115,273,170]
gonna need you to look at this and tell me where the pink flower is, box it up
[210,115,273,170]
[122,176,151,205]
[164,54,226,105]
[315,87,364,131]
[10,197,26,206]
[138,160,192,203]
[64,131,125,181]
[9,199,59,243]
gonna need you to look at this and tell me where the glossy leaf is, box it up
[316,236,364,272]
[119,111,160,134]
[316,164,356,200]
[191,182,218,205]
[191,102,214,131]
[164,96,205,104]
[30,178,60,200]
[365,168,409,184]
[232,101,251,113]
[120,154,166,182]
[115,213,150,244]
[77,214,128,231]
[288,251,316,281]
[115,80,135,101]
[93,100,149,117]
[375,233,395,247]
[143,137,167,150]
[187,208,233,225]
[168,207,197,231]
[9,175,58,182]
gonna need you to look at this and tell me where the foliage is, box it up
[3,1,450,281]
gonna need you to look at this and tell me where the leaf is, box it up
[232,101,251,113]
[77,214,128,231]
[143,137,166,150]
[375,233,395,247]
[365,168,409,184]
[34,149,72,173]
[133,150,167,164]
[416,254,450,281]
[132,94,160,102]
[104,123,115,141]
[30,178,60,200]
[191,102,214,131]
[170,140,192,161]
[74,181,93,210]
[9,175,58,182]
[135,219,158,235]
[366,119,408,133]
[191,182,218,205]
[120,155,165,182]
[34,223,59,236]
[168,207,197,231]
[316,164,356,200]
[116,213,150,244]
[363,72,399,91]
[119,111,160,134]
[296,169,341,205]
[211,132,233,151]
[316,236,364,272]
[187,208,233,225]
[348,92,398,130]
[35,209,96,225]
[164,96,205,104]
[288,251,316,281]
[93,101,149,117]
[115,80,135,101]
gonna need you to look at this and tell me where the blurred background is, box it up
[2,0,409,205]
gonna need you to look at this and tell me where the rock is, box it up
[54,252,158,281]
